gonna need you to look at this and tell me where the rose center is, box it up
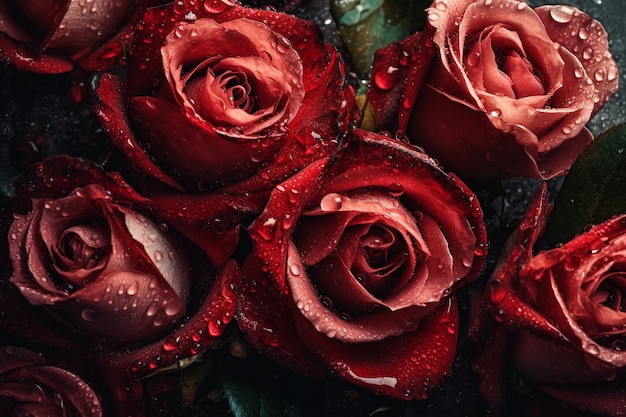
[217,70,255,112]
[596,275,626,312]
[59,225,111,271]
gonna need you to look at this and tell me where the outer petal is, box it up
[535,5,619,116]
[293,294,459,400]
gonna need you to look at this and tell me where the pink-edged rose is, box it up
[237,129,487,399]
[9,182,190,344]
[370,0,618,180]
[0,345,103,417]
[3,155,241,416]
[487,184,626,416]
[95,1,354,195]
[0,0,159,73]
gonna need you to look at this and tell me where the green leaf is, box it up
[330,0,431,79]
[221,374,305,417]
[546,123,626,246]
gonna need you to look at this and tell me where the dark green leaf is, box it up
[330,0,431,80]
[221,374,305,417]
[546,123,626,246]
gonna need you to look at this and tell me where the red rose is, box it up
[369,0,618,180]
[487,184,626,415]
[237,129,487,399]
[9,180,190,345]
[3,156,240,416]
[0,345,102,417]
[94,1,354,198]
[0,0,159,73]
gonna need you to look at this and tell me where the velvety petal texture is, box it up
[0,346,102,417]
[369,0,618,180]
[487,184,626,416]
[238,129,487,399]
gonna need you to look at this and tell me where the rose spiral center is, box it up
[58,224,111,271]
[217,70,255,112]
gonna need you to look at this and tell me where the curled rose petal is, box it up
[238,129,486,399]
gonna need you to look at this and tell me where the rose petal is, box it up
[292,295,460,400]
[535,5,619,116]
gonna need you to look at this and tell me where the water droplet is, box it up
[435,2,447,11]
[373,67,399,91]
[549,5,575,23]
[585,343,600,355]
[611,339,626,351]
[126,281,139,296]
[517,2,527,10]
[582,46,594,60]
[81,309,97,321]
[489,278,507,304]
[594,68,606,82]
[607,65,618,81]
[203,0,234,14]
[574,67,585,79]
[289,264,301,276]
[320,194,343,211]
[489,109,501,117]
[207,319,223,337]
[154,250,163,262]
[163,337,178,352]
[562,126,573,134]
[484,0,493,6]
[427,12,439,22]
[578,27,589,40]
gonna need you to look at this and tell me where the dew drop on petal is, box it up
[607,65,618,82]
[574,67,585,79]
[289,264,301,276]
[582,46,594,60]
[549,5,575,23]
[578,27,589,40]
[81,309,97,322]
[594,68,606,82]
[320,194,343,212]
[126,281,139,296]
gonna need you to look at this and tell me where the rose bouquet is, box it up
[0,0,624,416]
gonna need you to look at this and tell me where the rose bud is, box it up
[369,0,618,180]
[93,1,355,235]
[0,0,160,73]
[486,184,626,415]
[0,345,103,416]
[237,129,487,399]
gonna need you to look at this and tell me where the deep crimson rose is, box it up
[237,129,487,399]
[0,0,160,73]
[0,345,102,417]
[2,155,240,416]
[369,0,618,180]
[486,184,626,416]
[94,0,354,207]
